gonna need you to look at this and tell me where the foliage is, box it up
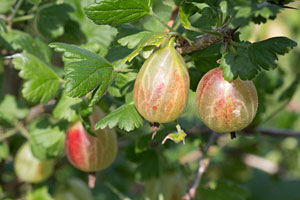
[0,0,300,199]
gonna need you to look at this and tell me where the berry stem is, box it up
[230,132,237,139]
[88,172,96,188]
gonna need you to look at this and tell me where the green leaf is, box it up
[121,32,166,63]
[0,142,9,162]
[179,1,198,29]
[53,92,82,122]
[248,37,297,70]
[12,52,61,103]
[108,72,136,98]
[192,42,221,72]
[64,59,113,97]
[0,94,28,126]
[0,19,7,32]
[220,37,297,81]
[26,186,53,200]
[49,42,104,61]
[0,0,15,14]
[36,3,74,38]
[84,0,152,26]
[50,42,116,100]
[118,31,153,49]
[0,30,51,62]
[220,46,257,81]
[95,102,143,132]
[89,70,117,106]
[29,117,66,160]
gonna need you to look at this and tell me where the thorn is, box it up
[230,132,237,139]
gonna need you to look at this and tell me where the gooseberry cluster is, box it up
[133,37,258,137]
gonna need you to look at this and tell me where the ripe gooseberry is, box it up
[133,37,190,124]
[195,67,258,133]
[14,142,54,183]
[65,106,117,187]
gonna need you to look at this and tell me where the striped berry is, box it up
[195,68,258,133]
[133,38,190,123]
[65,107,117,173]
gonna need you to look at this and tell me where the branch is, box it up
[182,132,219,200]
[176,25,233,55]
[186,124,300,138]
[256,127,300,137]
[166,7,179,32]
[25,99,55,122]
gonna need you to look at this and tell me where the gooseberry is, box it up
[65,107,118,173]
[133,38,190,124]
[14,142,54,183]
[195,67,258,133]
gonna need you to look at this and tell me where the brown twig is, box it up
[177,25,233,55]
[186,124,300,138]
[165,7,179,32]
[182,132,219,200]
[25,99,56,122]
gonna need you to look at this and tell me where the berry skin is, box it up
[133,38,190,123]
[14,142,54,183]
[65,107,117,172]
[195,68,258,133]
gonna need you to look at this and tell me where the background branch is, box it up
[182,132,219,200]
[176,25,232,55]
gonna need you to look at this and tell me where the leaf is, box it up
[220,46,257,81]
[84,0,152,26]
[29,117,66,160]
[220,37,297,81]
[64,59,113,97]
[179,1,198,29]
[192,42,222,72]
[0,30,51,62]
[50,42,116,100]
[49,42,104,61]
[89,70,117,106]
[53,92,82,122]
[12,52,61,103]
[121,32,166,63]
[95,102,143,132]
[36,3,74,38]
[0,142,9,162]
[248,37,297,70]
[118,31,153,49]
[230,1,282,27]
[0,0,15,14]
[26,186,53,200]
[0,94,28,126]
[0,19,7,32]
